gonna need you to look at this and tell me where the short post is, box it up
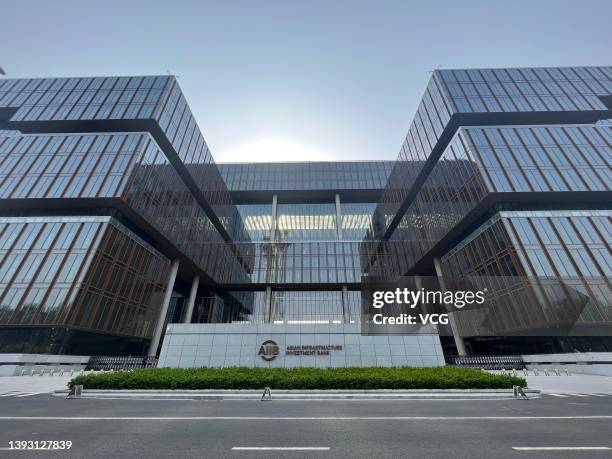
[261,387,272,401]
[66,385,83,399]
[513,385,528,400]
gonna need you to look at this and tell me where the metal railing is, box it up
[86,356,158,371]
[451,355,524,370]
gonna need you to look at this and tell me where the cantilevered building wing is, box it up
[372,66,612,354]
[0,76,251,355]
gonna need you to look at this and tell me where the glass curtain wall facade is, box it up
[0,216,170,354]
[0,76,250,355]
[215,161,392,324]
[0,66,610,358]
[369,66,612,355]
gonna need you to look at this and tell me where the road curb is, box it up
[52,388,541,400]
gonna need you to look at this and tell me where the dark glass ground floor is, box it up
[439,335,612,357]
[0,327,149,356]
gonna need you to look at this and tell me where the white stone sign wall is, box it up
[158,323,445,368]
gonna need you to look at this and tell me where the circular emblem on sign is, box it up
[258,340,279,361]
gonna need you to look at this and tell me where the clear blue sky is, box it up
[2,0,610,162]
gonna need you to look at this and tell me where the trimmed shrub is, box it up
[71,366,525,390]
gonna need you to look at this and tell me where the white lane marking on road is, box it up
[569,394,589,397]
[82,397,195,402]
[0,416,611,421]
[232,447,330,451]
[216,398,519,402]
[591,394,611,397]
[0,392,20,397]
[548,394,569,397]
[513,447,611,451]
[13,393,40,397]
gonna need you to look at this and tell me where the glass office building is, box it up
[216,161,392,322]
[368,66,612,355]
[0,66,610,366]
[0,76,250,356]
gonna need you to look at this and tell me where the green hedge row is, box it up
[71,366,525,390]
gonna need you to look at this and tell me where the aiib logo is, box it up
[258,340,280,361]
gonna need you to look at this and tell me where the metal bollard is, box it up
[31,368,35,376]
[523,368,529,376]
[66,385,83,399]
[40,369,45,376]
[555,368,560,376]
[513,385,529,400]
[512,369,517,377]
[565,368,570,376]
[533,368,539,376]
[261,387,272,401]
[544,368,549,376]
[20,369,26,376]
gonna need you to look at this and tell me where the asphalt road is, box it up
[1,395,611,458]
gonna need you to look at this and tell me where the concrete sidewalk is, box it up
[0,375,73,397]
[525,374,612,394]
